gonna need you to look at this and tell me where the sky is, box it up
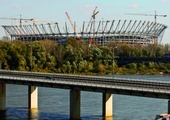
[0,0,170,44]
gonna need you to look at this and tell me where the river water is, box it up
[1,75,170,120]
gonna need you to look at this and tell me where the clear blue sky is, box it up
[0,0,170,44]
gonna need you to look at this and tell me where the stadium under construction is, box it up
[1,8,168,46]
[2,19,167,45]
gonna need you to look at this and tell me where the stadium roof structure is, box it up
[2,20,167,45]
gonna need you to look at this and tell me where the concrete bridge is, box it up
[0,70,170,119]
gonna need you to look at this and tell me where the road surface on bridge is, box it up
[0,70,170,99]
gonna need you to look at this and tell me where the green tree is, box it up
[45,53,56,72]
[63,44,75,63]
[78,60,88,73]
[72,61,78,73]
[66,61,72,73]
[55,45,64,66]
[30,42,46,71]
[142,49,150,57]
[117,43,131,57]
[155,47,163,57]
[100,46,112,65]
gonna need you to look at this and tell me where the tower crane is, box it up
[125,11,167,23]
[0,15,33,40]
[0,15,33,26]
[86,6,99,33]
[125,11,167,44]
[87,6,99,48]
[65,12,81,40]
[92,7,99,38]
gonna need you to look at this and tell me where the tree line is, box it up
[0,38,170,75]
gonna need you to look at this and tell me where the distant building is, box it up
[2,20,167,45]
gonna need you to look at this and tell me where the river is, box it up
[1,75,170,120]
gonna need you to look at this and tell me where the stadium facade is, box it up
[2,20,167,45]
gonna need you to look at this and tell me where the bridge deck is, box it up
[0,70,170,99]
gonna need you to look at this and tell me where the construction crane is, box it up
[86,6,99,32]
[0,15,33,25]
[88,6,99,48]
[125,11,167,44]
[0,15,33,40]
[65,12,81,41]
[92,7,99,37]
[125,11,167,23]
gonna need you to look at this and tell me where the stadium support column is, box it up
[0,83,6,111]
[168,100,170,114]
[102,93,113,117]
[28,86,38,109]
[70,90,81,120]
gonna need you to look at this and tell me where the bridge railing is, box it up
[0,70,170,91]
[1,74,170,94]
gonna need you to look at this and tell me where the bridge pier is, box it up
[28,86,38,109]
[102,93,113,117]
[168,100,170,114]
[70,90,81,120]
[0,83,6,111]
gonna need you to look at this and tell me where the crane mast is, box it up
[92,7,99,38]
[88,6,99,48]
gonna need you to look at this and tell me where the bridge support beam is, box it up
[102,93,113,117]
[0,83,6,111]
[70,90,81,120]
[168,100,170,114]
[28,86,38,109]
